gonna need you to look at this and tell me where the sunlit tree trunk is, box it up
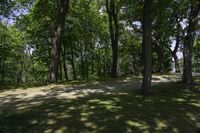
[48,0,70,83]
[173,29,180,73]
[62,45,68,81]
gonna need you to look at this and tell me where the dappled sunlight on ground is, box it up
[0,75,199,132]
[0,75,182,104]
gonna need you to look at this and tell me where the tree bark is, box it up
[59,58,63,81]
[80,42,85,80]
[48,0,70,83]
[70,45,76,80]
[62,45,68,81]
[1,53,5,85]
[165,31,181,73]
[91,46,94,75]
[172,19,181,73]
[1,33,6,84]
[158,50,164,73]
[63,60,68,81]
[173,27,181,73]
[174,54,180,73]
[154,42,164,73]
[106,0,119,78]
[141,0,153,95]
[183,2,200,84]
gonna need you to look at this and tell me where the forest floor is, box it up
[0,74,200,133]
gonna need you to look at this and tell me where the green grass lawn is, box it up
[0,77,200,133]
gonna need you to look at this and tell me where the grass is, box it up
[0,73,143,92]
[0,77,200,133]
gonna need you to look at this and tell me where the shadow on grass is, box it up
[0,82,200,133]
[0,83,48,93]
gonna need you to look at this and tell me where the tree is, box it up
[105,0,119,78]
[48,0,70,83]
[183,1,200,84]
[1,0,199,87]
[193,38,200,72]
[141,0,153,95]
[169,12,183,73]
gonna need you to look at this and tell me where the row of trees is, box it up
[0,0,200,95]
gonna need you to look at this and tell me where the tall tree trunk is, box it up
[155,44,164,73]
[174,55,180,73]
[91,46,94,75]
[62,45,68,81]
[183,2,200,84]
[173,26,181,73]
[59,60,63,81]
[104,42,110,76]
[71,45,76,80]
[30,56,37,82]
[166,21,181,73]
[48,0,70,83]
[106,0,119,78]
[1,33,6,84]
[85,59,89,79]
[141,0,153,95]
[63,60,68,81]
[158,53,164,73]
[85,45,89,79]
[1,55,5,85]
[80,42,85,80]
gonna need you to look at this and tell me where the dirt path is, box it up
[0,74,181,111]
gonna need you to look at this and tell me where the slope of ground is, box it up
[0,75,199,133]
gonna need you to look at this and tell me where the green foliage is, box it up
[0,23,25,84]
[0,0,199,84]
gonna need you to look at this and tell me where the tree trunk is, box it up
[70,45,76,80]
[174,26,180,73]
[141,0,153,95]
[183,2,200,84]
[80,42,85,80]
[104,42,110,76]
[106,0,119,78]
[63,60,68,81]
[1,56,5,85]
[91,47,94,75]
[158,53,164,73]
[85,45,89,79]
[48,0,70,83]
[155,44,164,73]
[173,54,180,73]
[62,45,68,81]
[59,59,63,81]
[1,33,6,85]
